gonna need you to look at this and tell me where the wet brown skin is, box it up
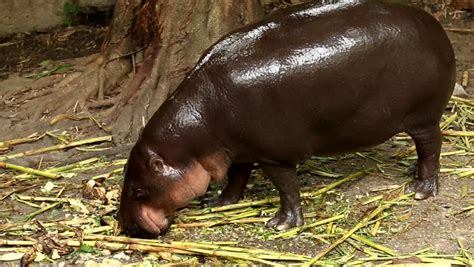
[118,0,455,238]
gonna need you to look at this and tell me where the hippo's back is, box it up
[191,0,455,163]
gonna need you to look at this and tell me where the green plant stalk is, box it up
[442,130,474,137]
[461,205,474,212]
[222,207,257,216]
[450,96,474,105]
[417,256,467,265]
[84,234,307,261]
[45,131,70,144]
[353,254,468,265]
[343,229,396,255]
[25,202,62,221]
[92,167,124,180]
[0,135,113,161]
[69,240,196,255]
[175,216,271,228]
[440,167,474,173]
[16,195,72,202]
[16,158,101,179]
[180,212,225,221]
[0,217,93,232]
[172,241,310,261]
[355,152,383,163]
[159,245,284,266]
[227,209,261,221]
[440,112,458,130]
[301,169,371,199]
[457,170,474,178]
[407,149,472,160]
[15,198,42,208]
[79,235,313,265]
[362,195,383,205]
[305,193,412,265]
[0,239,35,246]
[270,214,345,239]
[0,133,45,151]
[308,169,342,178]
[59,226,113,238]
[0,162,61,179]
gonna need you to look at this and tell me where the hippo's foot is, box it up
[267,207,303,231]
[203,195,239,208]
[407,126,441,200]
[406,175,438,200]
[260,163,302,231]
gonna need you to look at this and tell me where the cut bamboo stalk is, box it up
[0,133,45,151]
[305,193,413,265]
[0,135,113,161]
[442,130,474,137]
[0,162,61,179]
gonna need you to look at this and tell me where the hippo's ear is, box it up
[149,155,178,177]
[150,157,165,174]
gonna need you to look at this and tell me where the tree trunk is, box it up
[8,0,264,143]
[111,0,264,142]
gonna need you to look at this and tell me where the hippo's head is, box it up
[118,140,211,237]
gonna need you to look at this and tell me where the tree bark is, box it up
[111,0,264,142]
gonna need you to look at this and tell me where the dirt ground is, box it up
[0,4,474,266]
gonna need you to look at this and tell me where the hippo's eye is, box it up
[131,188,150,201]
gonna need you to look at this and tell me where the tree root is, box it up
[11,73,83,105]
[19,51,132,121]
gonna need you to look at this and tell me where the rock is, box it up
[0,0,115,37]
[0,0,64,36]
[453,83,469,98]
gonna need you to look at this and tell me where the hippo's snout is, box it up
[118,203,172,238]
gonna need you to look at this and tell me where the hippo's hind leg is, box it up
[260,163,303,230]
[206,163,253,207]
[407,125,441,199]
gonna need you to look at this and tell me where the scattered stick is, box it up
[15,158,101,179]
[0,135,113,161]
[442,130,474,137]
[0,185,37,201]
[443,27,474,33]
[0,162,61,179]
[450,96,474,105]
[0,133,45,152]
[49,113,111,132]
[270,214,345,239]
[0,218,93,232]
[305,193,413,265]
[338,227,396,255]
[25,202,62,221]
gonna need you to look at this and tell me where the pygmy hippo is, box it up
[118,0,455,237]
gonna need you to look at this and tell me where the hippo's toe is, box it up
[267,208,303,231]
[406,176,438,200]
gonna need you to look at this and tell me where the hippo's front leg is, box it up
[206,163,253,207]
[260,163,303,230]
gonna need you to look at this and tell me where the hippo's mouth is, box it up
[137,206,170,236]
